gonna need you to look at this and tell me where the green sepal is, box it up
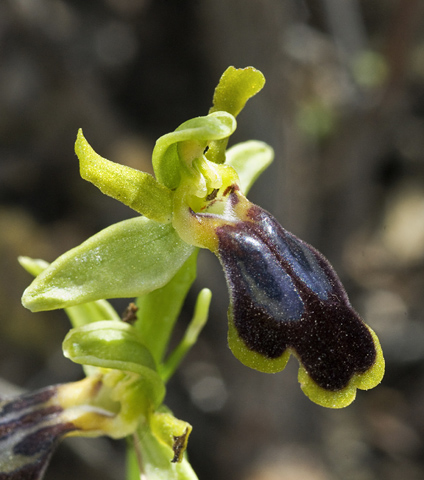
[128,424,199,480]
[225,140,274,194]
[150,409,192,463]
[135,250,198,365]
[76,129,173,223]
[18,256,49,276]
[63,320,166,411]
[65,300,121,328]
[22,216,194,312]
[18,255,121,326]
[152,112,236,189]
[207,66,265,164]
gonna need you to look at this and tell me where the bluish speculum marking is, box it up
[0,385,77,479]
[218,227,304,323]
[217,205,377,391]
[252,210,334,301]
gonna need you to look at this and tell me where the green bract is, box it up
[135,251,199,364]
[63,320,165,413]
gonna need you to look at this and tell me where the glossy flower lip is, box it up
[216,204,384,408]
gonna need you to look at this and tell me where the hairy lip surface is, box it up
[217,205,376,391]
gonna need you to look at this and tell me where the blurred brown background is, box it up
[2,1,424,479]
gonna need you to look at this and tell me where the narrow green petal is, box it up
[22,216,194,312]
[135,250,199,364]
[225,140,274,194]
[209,66,265,117]
[76,129,173,223]
[207,66,265,164]
[152,112,236,189]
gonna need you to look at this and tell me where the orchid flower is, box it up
[21,66,384,408]
[2,66,384,479]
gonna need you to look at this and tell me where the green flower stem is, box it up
[160,288,212,383]
[126,436,143,480]
[135,251,198,365]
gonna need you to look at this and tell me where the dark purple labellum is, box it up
[217,205,377,391]
[0,386,76,480]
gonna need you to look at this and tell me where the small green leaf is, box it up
[136,250,199,364]
[22,216,195,312]
[225,140,274,194]
[152,112,236,189]
[76,129,173,223]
